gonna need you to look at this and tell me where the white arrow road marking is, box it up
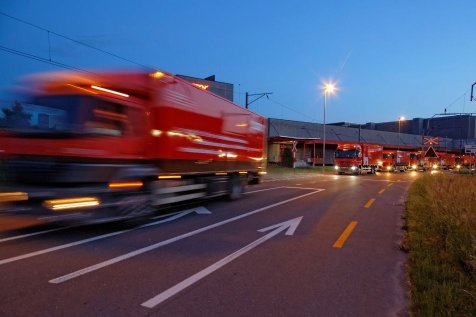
[49,189,323,284]
[0,207,211,266]
[149,206,211,220]
[141,217,303,308]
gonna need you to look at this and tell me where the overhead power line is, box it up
[0,11,152,69]
[268,97,317,122]
[0,45,91,73]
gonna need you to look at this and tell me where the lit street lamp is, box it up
[398,116,405,151]
[322,82,336,168]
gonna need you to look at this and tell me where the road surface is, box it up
[0,170,415,316]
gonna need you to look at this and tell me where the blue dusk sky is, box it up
[1,1,475,124]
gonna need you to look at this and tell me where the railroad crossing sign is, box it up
[292,141,298,153]
[422,136,440,146]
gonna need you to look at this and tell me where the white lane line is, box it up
[0,208,211,266]
[0,226,75,243]
[0,230,131,266]
[244,187,284,194]
[49,189,325,284]
[141,217,303,308]
[283,186,324,191]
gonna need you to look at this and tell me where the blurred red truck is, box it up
[0,69,266,221]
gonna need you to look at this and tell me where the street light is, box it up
[398,116,405,151]
[322,82,336,168]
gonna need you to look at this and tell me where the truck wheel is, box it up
[248,174,261,185]
[228,174,244,200]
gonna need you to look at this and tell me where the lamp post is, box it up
[397,116,405,151]
[322,83,336,168]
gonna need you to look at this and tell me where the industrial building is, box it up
[331,114,476,142]
[268,117,475,166]
[177,74,234,102]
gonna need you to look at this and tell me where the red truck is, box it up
[409,151,424,170]
[456,154,475,169]
[334,143,383,175]
[0,69,266,221]
[437,152,456,170]
[381,150,411,172]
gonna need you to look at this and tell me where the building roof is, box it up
[268,118,460,151]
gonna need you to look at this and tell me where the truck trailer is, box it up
[334,143,383,175]
[0,69,266,221]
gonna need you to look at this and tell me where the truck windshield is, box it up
[383,153,395,159]
[335,149,359,158]
[0,95,125,137]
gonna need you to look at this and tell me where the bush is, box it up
[281,147,294,167]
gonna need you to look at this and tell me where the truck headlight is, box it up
[351,166,356,171]
[456,165,461,169]
[432,164,438,169]
[334,166,339,170]
[412,164,417,170]
[386,166,392,171]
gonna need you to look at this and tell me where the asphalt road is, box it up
[0,170,416,316]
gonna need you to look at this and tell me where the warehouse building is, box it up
[268,118,471,166]
[177,74,234,102]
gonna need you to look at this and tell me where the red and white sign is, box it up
[292,141,298,153]
[422,136,440,145]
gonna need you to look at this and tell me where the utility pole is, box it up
[245,92,273,109]
[471,81,476,101]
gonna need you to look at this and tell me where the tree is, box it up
[281,147,294,167]
[0,101,32,129]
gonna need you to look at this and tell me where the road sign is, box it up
[292,141,298,153]
[424,146,438,158]
[422,136,440,145]
[465,145,476,154]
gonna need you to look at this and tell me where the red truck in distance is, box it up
[409,151,424,170]
[436,152,456,170]
[0,69,267,221]
[456,154,476,169]
[381,150,411,172]
[334,143,383,175]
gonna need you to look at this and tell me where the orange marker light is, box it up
[108,181,143,189]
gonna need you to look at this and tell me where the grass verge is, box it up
[404,173,476,316]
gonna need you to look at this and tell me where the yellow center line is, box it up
[364,198,376,208]
[333,221,358,249]
[378,189,386,194]
[387,183,393,187]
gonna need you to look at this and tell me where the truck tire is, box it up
[228,174,244,200]
[248,174,261,185]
